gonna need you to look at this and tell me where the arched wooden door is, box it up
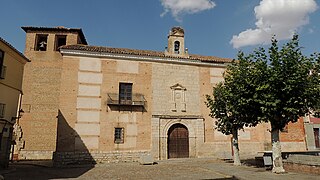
[167,124,189,158]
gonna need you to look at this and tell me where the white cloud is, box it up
[230,0,318,49]
[160,0,216,22]
[308,28,314,34]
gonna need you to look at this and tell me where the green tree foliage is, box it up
[254,35,320,173]
[256,35,320,129]
[206,35,320,172]
[206,54,262,165]
[206,55,261,135]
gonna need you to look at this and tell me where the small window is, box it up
[0,103,5,118]
[35,34,48,51]
[174,41,180,54]
[55,35,67,51]
[0,50,5,79]
[114,127,124,144]
[314,128,320,148]
[119,83,132,105]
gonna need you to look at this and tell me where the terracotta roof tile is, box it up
[61,44,232,63]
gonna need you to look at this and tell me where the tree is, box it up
[207,35,320,172]
[254,35,320,173]
[206,55,261,166]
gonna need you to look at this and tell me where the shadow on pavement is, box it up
[3,110,96,179]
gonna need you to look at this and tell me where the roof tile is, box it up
[61,44,232,63]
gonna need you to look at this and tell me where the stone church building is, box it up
[15,26,307,164]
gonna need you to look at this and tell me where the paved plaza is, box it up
[1,158,318,180]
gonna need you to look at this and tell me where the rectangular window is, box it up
[0,50,5,79]
[0,103,5,118]
[119,83,132,105]
[35,34,48,51]
[55,35,67,51]
[314,128,320,148]
[114,127,124,144]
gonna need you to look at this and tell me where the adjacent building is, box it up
[0,37,29,168]
[304,115,320,150]
[16,26,307,164]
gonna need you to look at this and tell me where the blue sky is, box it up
[0,0,319,59]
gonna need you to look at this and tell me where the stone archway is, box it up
[167,123,189,158]
[151,116,204,160]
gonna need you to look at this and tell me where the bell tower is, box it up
[165,27,188,58]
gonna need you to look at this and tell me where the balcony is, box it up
[107,93,147,107]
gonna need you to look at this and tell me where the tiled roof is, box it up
[60,44,232,63]
[0,37,30,62]
[21,26,88,45]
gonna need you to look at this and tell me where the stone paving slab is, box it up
[1,158,319,180]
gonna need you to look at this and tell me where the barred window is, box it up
[0,103,5,118]
[114,127,124,144]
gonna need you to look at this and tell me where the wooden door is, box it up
[168,124,189,158]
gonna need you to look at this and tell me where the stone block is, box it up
[77,97,101,109]
[139,154,154,165]
[78,72,102,84]
[75,123,100,136]
[77,110,100,123]
[78,85,101,96]
[79,57,101,72]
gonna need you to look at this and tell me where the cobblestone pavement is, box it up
[1,158,319,180]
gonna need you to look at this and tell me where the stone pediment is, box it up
[170,83,186,90]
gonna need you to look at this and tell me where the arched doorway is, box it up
[167,123,189,158]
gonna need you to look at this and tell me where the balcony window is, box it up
[119,83,132,105]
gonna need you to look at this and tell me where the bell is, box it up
[39,41,47,51]
[39,41,46,48]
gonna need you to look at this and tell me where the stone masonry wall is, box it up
[53,150,150,166]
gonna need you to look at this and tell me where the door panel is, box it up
[168,124,189,158]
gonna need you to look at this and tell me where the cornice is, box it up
[60,49,229,67]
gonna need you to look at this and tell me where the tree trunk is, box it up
[232,128,241,166]
[271,127,285,173]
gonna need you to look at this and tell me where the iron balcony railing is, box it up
[107,93,146,106]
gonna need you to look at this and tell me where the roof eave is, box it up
[60,48,228,67]
[0,37,30,62]
[21,26,88,45]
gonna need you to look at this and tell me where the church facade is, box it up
[16,26,307,164]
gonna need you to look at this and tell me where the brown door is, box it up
[168,124,189,158]
[314,128,320,148]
